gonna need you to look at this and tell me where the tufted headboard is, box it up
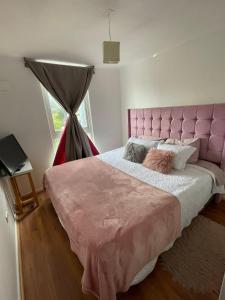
[128,104,225,171]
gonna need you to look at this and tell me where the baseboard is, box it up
[37,188,44,194]
[15,188,43,300]
[36,187,44,194]
[16,223,24,300]
[219,273,225,300]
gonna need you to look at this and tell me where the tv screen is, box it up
[0,134,28,176]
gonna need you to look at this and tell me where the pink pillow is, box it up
[165,138,200,163]
[143,148,175,174]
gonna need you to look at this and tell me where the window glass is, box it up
[42,87,94,152]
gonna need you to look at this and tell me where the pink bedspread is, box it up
[44,157,181,300]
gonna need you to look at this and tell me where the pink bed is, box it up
[45,103,225,300]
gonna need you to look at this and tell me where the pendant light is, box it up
[103,9,120,64]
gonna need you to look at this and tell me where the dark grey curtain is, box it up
[24,57,94,161]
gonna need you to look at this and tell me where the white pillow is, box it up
[157,143,196,170]
[128,137,162,150]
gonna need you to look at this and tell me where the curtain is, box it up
[53,122,99,166]
[24,57,99,164]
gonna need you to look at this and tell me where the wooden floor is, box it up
[18,193,225,300]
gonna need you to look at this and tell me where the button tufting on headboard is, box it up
[128,104,225,171]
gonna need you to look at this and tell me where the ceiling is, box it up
[1,0,225,67]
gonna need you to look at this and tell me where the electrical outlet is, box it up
[5,211,8,223]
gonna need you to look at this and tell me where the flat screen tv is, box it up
[0,134,28,176]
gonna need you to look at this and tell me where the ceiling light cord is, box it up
[108,11,112,41]
[103,8,120,64]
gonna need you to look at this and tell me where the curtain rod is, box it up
[24,57,95,73]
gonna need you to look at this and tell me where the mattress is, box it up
[98,147,214,285]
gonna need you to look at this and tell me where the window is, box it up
[42,86,94,151]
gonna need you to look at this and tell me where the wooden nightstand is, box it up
[9,160,39,220]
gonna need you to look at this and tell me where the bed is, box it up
[44,103,225,300]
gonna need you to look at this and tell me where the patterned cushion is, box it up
[143,148,174,174]
[165,138,200,163]
[123,142,146,163]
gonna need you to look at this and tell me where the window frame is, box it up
[41,85,94,147]
[78,92,94,139]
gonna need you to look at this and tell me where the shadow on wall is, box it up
[0,55,53,191]
[120,28,225,142]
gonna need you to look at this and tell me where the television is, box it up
[0,134,28,176]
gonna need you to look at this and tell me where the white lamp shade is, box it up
[103,41,120,64]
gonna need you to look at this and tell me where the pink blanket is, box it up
[44,157,181,300]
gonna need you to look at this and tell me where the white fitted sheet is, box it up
[98,147,215,285]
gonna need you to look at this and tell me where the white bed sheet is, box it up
[98,147,215,285]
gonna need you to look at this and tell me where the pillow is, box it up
[138,135,165,141]
[157,143,196,170]
[123,142,146,163]
[165,138,200,163]
[143,148,175,174]
[128,137,162,151]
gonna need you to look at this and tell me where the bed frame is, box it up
[128,103,225,171]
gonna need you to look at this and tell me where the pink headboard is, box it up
[128,104,225,170]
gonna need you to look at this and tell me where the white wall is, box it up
[89,68,122,152]
[0,181,19,300]
[0,57,122,189]
[120,28,225,142]
[0,56,53,190]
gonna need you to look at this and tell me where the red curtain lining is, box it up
[53,124,99,166]
[53,125,67,166]
[88,137,99,156]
